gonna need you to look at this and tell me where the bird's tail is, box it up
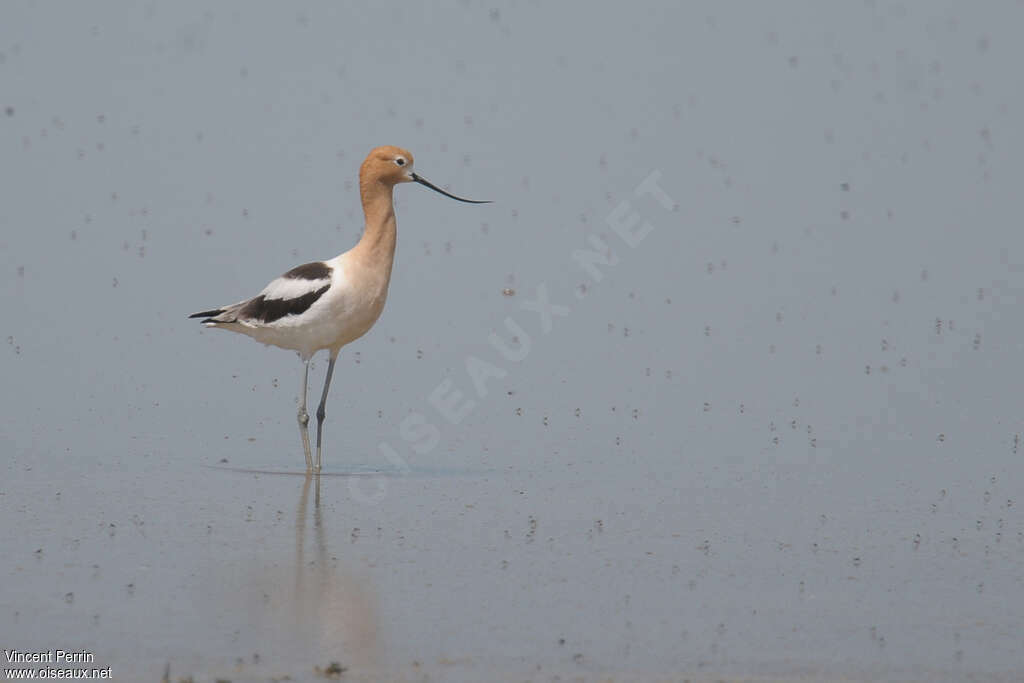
[189,301,246,324]
[189,308,224,320]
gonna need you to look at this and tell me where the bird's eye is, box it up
[395,158,406,166]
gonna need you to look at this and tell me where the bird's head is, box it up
[360,146,489,203]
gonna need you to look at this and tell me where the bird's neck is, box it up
[352,181,397,267]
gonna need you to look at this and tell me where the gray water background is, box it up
[1,2,1023,681]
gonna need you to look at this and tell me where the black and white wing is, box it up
[190,261,333,326]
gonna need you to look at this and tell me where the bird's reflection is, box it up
[218,473,379,677]
[290,473,378,669]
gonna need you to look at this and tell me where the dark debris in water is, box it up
[316,661,347,678]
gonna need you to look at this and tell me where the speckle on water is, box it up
[321,661,347,678]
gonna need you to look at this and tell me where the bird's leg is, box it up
[314,356,337,472]
[297,359,313,471]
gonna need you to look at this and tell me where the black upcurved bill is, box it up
[412,173,490,204]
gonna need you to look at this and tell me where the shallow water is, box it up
[2,2,1024,682]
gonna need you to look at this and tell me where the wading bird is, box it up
[190,146,488,471]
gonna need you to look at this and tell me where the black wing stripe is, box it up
[282,261,333,280]
[239,284,331,323]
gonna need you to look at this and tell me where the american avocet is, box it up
[190,146,488,471]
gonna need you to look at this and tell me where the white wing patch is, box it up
[260,275,332,302]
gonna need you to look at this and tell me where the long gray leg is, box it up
[314,356,337,472]
[297,359,313,471]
